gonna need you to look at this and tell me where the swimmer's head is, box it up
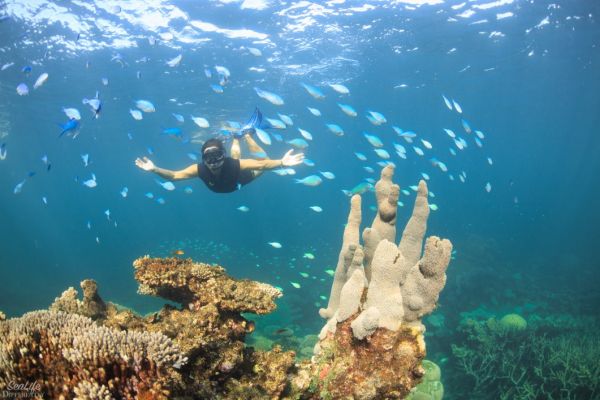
[202,139,226,170]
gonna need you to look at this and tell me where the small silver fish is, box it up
[191,116,209,128]
[13,179,26,194]
[33,72,49,89]
[135,100,155,113]
[166,54,182,67]
[130,109,143,120]
[63,107,81,120]
[247,47,262,56]
[329,83,349,95]
[298,128,312,141]
[16,83,29,96]
[156,179,175,191]
[254,87,284,106]
[83,174,97,188]
[256,128,271,145]
[307,107,321,116]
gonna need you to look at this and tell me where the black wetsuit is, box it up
[197,158,255,193]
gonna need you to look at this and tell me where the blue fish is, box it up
[337,103,357,117]
[287,138,309,149]
[326,124,344,136]
[301,83,325,99]
[162,127,182,137]
[295,175,323,187]
[58,118,79,137]
[172,113,185,123]
[342,182,374,197]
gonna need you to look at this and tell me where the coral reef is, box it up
[0,311,5,321]
[3,256,295,399]
[312,165,452,399]
[0,166,453,399]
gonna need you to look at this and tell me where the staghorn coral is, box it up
[450,316,600,399]
[312,165,452,399]
[73,380,112,400]
[0,310,186,399]
[133,256,281,314]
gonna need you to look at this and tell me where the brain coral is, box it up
[499,313,527,331]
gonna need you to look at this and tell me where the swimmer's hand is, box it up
[135,157,155,172]
[281,149,305,167]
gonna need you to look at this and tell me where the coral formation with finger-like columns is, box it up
[313,165,453,399]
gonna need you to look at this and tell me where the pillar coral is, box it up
[314,165,453,399]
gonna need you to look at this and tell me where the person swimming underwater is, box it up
[135,108,304,193]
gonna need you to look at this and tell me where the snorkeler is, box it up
[135,108,304,193]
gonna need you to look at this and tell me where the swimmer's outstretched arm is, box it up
[240,149,304,171]
[135,157,198,180]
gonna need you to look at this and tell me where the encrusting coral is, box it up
[312,165,453,399]
[133,256,281,314]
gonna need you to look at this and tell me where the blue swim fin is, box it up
[238,107,263,137]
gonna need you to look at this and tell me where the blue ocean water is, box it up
[1,0,599,396]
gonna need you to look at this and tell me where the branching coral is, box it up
[450,317,600,399]
[313,165,453,399]
[0,310,186,399]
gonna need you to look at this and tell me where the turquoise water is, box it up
[1,0,599,397]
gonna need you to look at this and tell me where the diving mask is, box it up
[203,146,225,169]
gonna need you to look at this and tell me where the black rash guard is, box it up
[197,158,255,193]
